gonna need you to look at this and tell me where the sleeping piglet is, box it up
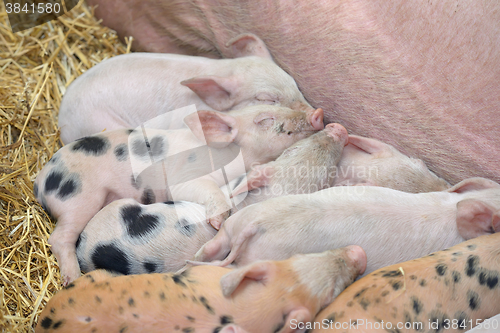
[36,247,367,333]
[75,199,215,275]
[34,105,323,285]
[311,232,500,333]
[230,133,449,211]
[58,33,317,143]
[193,177,500,276]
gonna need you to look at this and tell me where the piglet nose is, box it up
[325,123,349,146]
[307,108,324,130]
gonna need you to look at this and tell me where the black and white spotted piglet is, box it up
[34,105,323,285]
[76,199,216,275]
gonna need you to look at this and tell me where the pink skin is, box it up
[311,233,500,333]
[86,0,500,185]
[35,247,366,333]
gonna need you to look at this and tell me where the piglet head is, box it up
[185,105,323,169]
[229,105,324,167]
[289,246,367,308]
[220,246,366,325]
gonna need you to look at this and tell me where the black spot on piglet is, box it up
[91,243,131,275]
[40,317,53,329]
[383,270,402,278]
[172,274,187,288]
[132,136,167,158]
[199,296,215,314]
[52,320,64,329]
[71,136,110,156]
[465,255,480,277]
[478,268,499,289]
[114,143,128,161]
[175,218,196,237]
[411,296,423,315]
[45,172,63,194]
[454,311,469,330]
[149,136,167,157]
[435,264,448,276]
[120,205,160,238]
[57,178,80,200]
[141,188,156,205]
[467,290,481,310]
[143,262,158,273]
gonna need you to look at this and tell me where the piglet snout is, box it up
[344,245,367,276]
[324,123,349,146]
[307,108,325,130]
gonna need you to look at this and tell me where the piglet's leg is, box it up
[48,200,106,286]
[169,178,231,230]
[49,218,87,286]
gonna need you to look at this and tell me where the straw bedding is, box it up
[0,1,132,331]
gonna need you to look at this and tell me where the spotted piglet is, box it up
[36,247,366,333]
[310,232,500,333]
[76,199,215,275]
[34,105,323,285]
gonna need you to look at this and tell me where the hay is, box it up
[0,1,132,331]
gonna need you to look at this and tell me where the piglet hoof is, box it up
[61,274,76,287]
[60,269,82,287]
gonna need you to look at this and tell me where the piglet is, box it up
[231,133,449,210]
[34,105,323,285]
[76,199,215,275]
[58,33,319,143]
[36,247,366,333]
[334,135,450,192]
[310,232,500,333]
[194,177,500,276]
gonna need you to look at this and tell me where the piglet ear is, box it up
[226,33,273,60]
[184,110,238,148]
[181,76,237,111]
[346,135,392,156]
[220,261,275,297]
[447,177,500,194]
[230,165,274,198]
[456,199,499,239]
